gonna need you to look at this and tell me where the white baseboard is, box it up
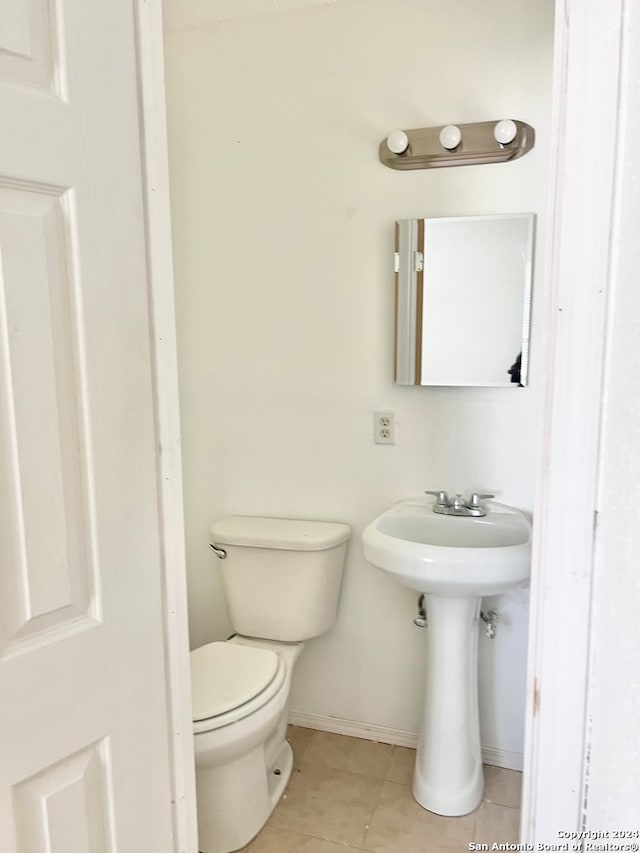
[481,745,523,772]
[289,710,419,749]
[288,710,523,772]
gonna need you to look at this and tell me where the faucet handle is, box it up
[425,489,450,506]
[469,492,495,507]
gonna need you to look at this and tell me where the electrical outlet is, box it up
[374,410,395,445]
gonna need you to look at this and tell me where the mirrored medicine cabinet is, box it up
[394,213,535,387]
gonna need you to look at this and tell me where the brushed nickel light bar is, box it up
[379,119,535,170]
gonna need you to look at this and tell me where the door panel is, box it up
[0,0,178,849]
[0,184,96,656]
[13,741,114,853]
[0,0,61,95]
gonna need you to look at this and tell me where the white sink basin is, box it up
[362,494,532,817]
[363,496,531,598]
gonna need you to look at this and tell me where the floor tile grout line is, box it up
[249,826,366,851]
[276,820,369,850]
[358,749,398,851]
[484,800,522,810]
[268,824,365,850]
[365,744,413,848]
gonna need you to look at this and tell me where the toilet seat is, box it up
[191,642,287,734]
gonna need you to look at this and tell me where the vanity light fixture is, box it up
[379,118,535,170]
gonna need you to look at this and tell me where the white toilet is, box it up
[190,515,351,853]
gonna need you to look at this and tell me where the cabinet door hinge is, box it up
[394,251,423,272]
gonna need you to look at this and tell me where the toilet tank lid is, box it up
[210,516,351,551]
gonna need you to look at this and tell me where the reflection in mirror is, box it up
[394,213,535,387]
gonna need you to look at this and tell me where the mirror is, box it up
[394,213,535,386]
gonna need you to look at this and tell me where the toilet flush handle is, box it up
[209,543,227,559]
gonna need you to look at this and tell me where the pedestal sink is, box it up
[362,495,531,817]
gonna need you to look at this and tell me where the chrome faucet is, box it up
[424,490,495,518]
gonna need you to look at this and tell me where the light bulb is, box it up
[439,124,462,150]
[494,119,517,145]
[386,130,409,155]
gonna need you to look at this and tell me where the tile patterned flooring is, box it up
[240,726,522,852]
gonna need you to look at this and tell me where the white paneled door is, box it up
[0,1,182,850]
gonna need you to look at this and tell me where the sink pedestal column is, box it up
[413,595,483,816]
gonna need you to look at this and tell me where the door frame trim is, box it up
[521,0,623,840]
[134,1,198,850]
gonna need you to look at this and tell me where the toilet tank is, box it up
[210,516,351,642]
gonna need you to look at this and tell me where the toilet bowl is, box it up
[191,516,350,853]
[192,638,303,853]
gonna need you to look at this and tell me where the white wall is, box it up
[163,0,553,760]
[586,0,640,823]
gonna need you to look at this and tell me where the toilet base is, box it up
[266,740,293,818]
[197,739,292,853]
